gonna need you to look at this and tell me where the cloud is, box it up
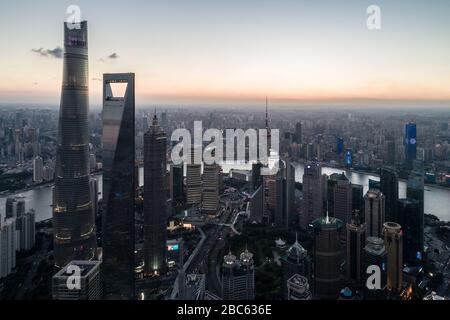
[31,47,63,59]
[108,53,119,59]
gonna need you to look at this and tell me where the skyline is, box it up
[1,0,450,106]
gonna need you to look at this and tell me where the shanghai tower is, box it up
[53,21,97,267]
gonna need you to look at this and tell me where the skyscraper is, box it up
[346,214,366,284]
[53,21,97,267]
[186,146,202,205]
[333,173,352,241]
[380,167,399,222]
[363,237,387,293]
[102,73,135,299]
[294,122,303,144]
[202,163,220,215]
[383,222,403,292]
[0,218,17,279]
[281,235,311,299]
[301,162,324,229]
[397,199,423,266]
[312,215,343,299]
[170,163,184,205]
[52,260,102,300]
[404,122,417,169]
[221,249,255,300]
[33,156,43,183]
[249,186,264,224]
[252,161,263,191]
[144,115,168,276]
[15,210,35,251]
[351,184,364,214]
[336,137,344,155]
[364,189,385,238]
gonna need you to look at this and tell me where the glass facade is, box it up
[143,115,168,276]
[102,73,135,299]
[53,21,97,267]
[404,123,417,169]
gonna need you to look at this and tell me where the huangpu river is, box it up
[1,163,449,222]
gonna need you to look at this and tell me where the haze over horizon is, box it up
[1,0,450,106]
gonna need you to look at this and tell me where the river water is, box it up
[1,163,449,222]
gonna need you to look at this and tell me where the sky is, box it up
[0,0,450,107]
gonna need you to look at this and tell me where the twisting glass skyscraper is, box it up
[144,115,168,276]
[53,21,97,267]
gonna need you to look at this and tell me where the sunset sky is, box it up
[1,0,450,106]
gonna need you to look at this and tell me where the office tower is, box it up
[364,189,385,238]
[287,274,312,300]
[383,222,403,292]
[52,260,102,300]
[222,249,255,300]
[284,160,296,228]
[239,249,255,300]
[326,173,341,217]
[346,214,366,284]
[143,115,168,276]
[249,186,264,224]
[53,21,97,267]
[333,173,352,226]
[294,122,303,144]
[252,161,263,190]
[336,137,344,155]
[14,128,23,163]
[161,110,168,132]
[386,140,396,165]
[15,210,35,251]
[183,274,206,300]
[363,237,387,292]
[281,235,311,299]
[301,162,324,229]
[33,156,44,183]
[344,149,353,168]
[397,199,423,266]
[380,167,399,222]
[407,166,424,210]
[352,184,364,214]
[5,197,24,219]
[89,178,99,217]
[102,73,135,299]
[202,163,220,215]
[170,163,184,205]
[186,146,202,205]
[312,215,343,299]
[404,122,417,169]
[0,219,17,278]
[5,198,16,219]
[16,199,25,218]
